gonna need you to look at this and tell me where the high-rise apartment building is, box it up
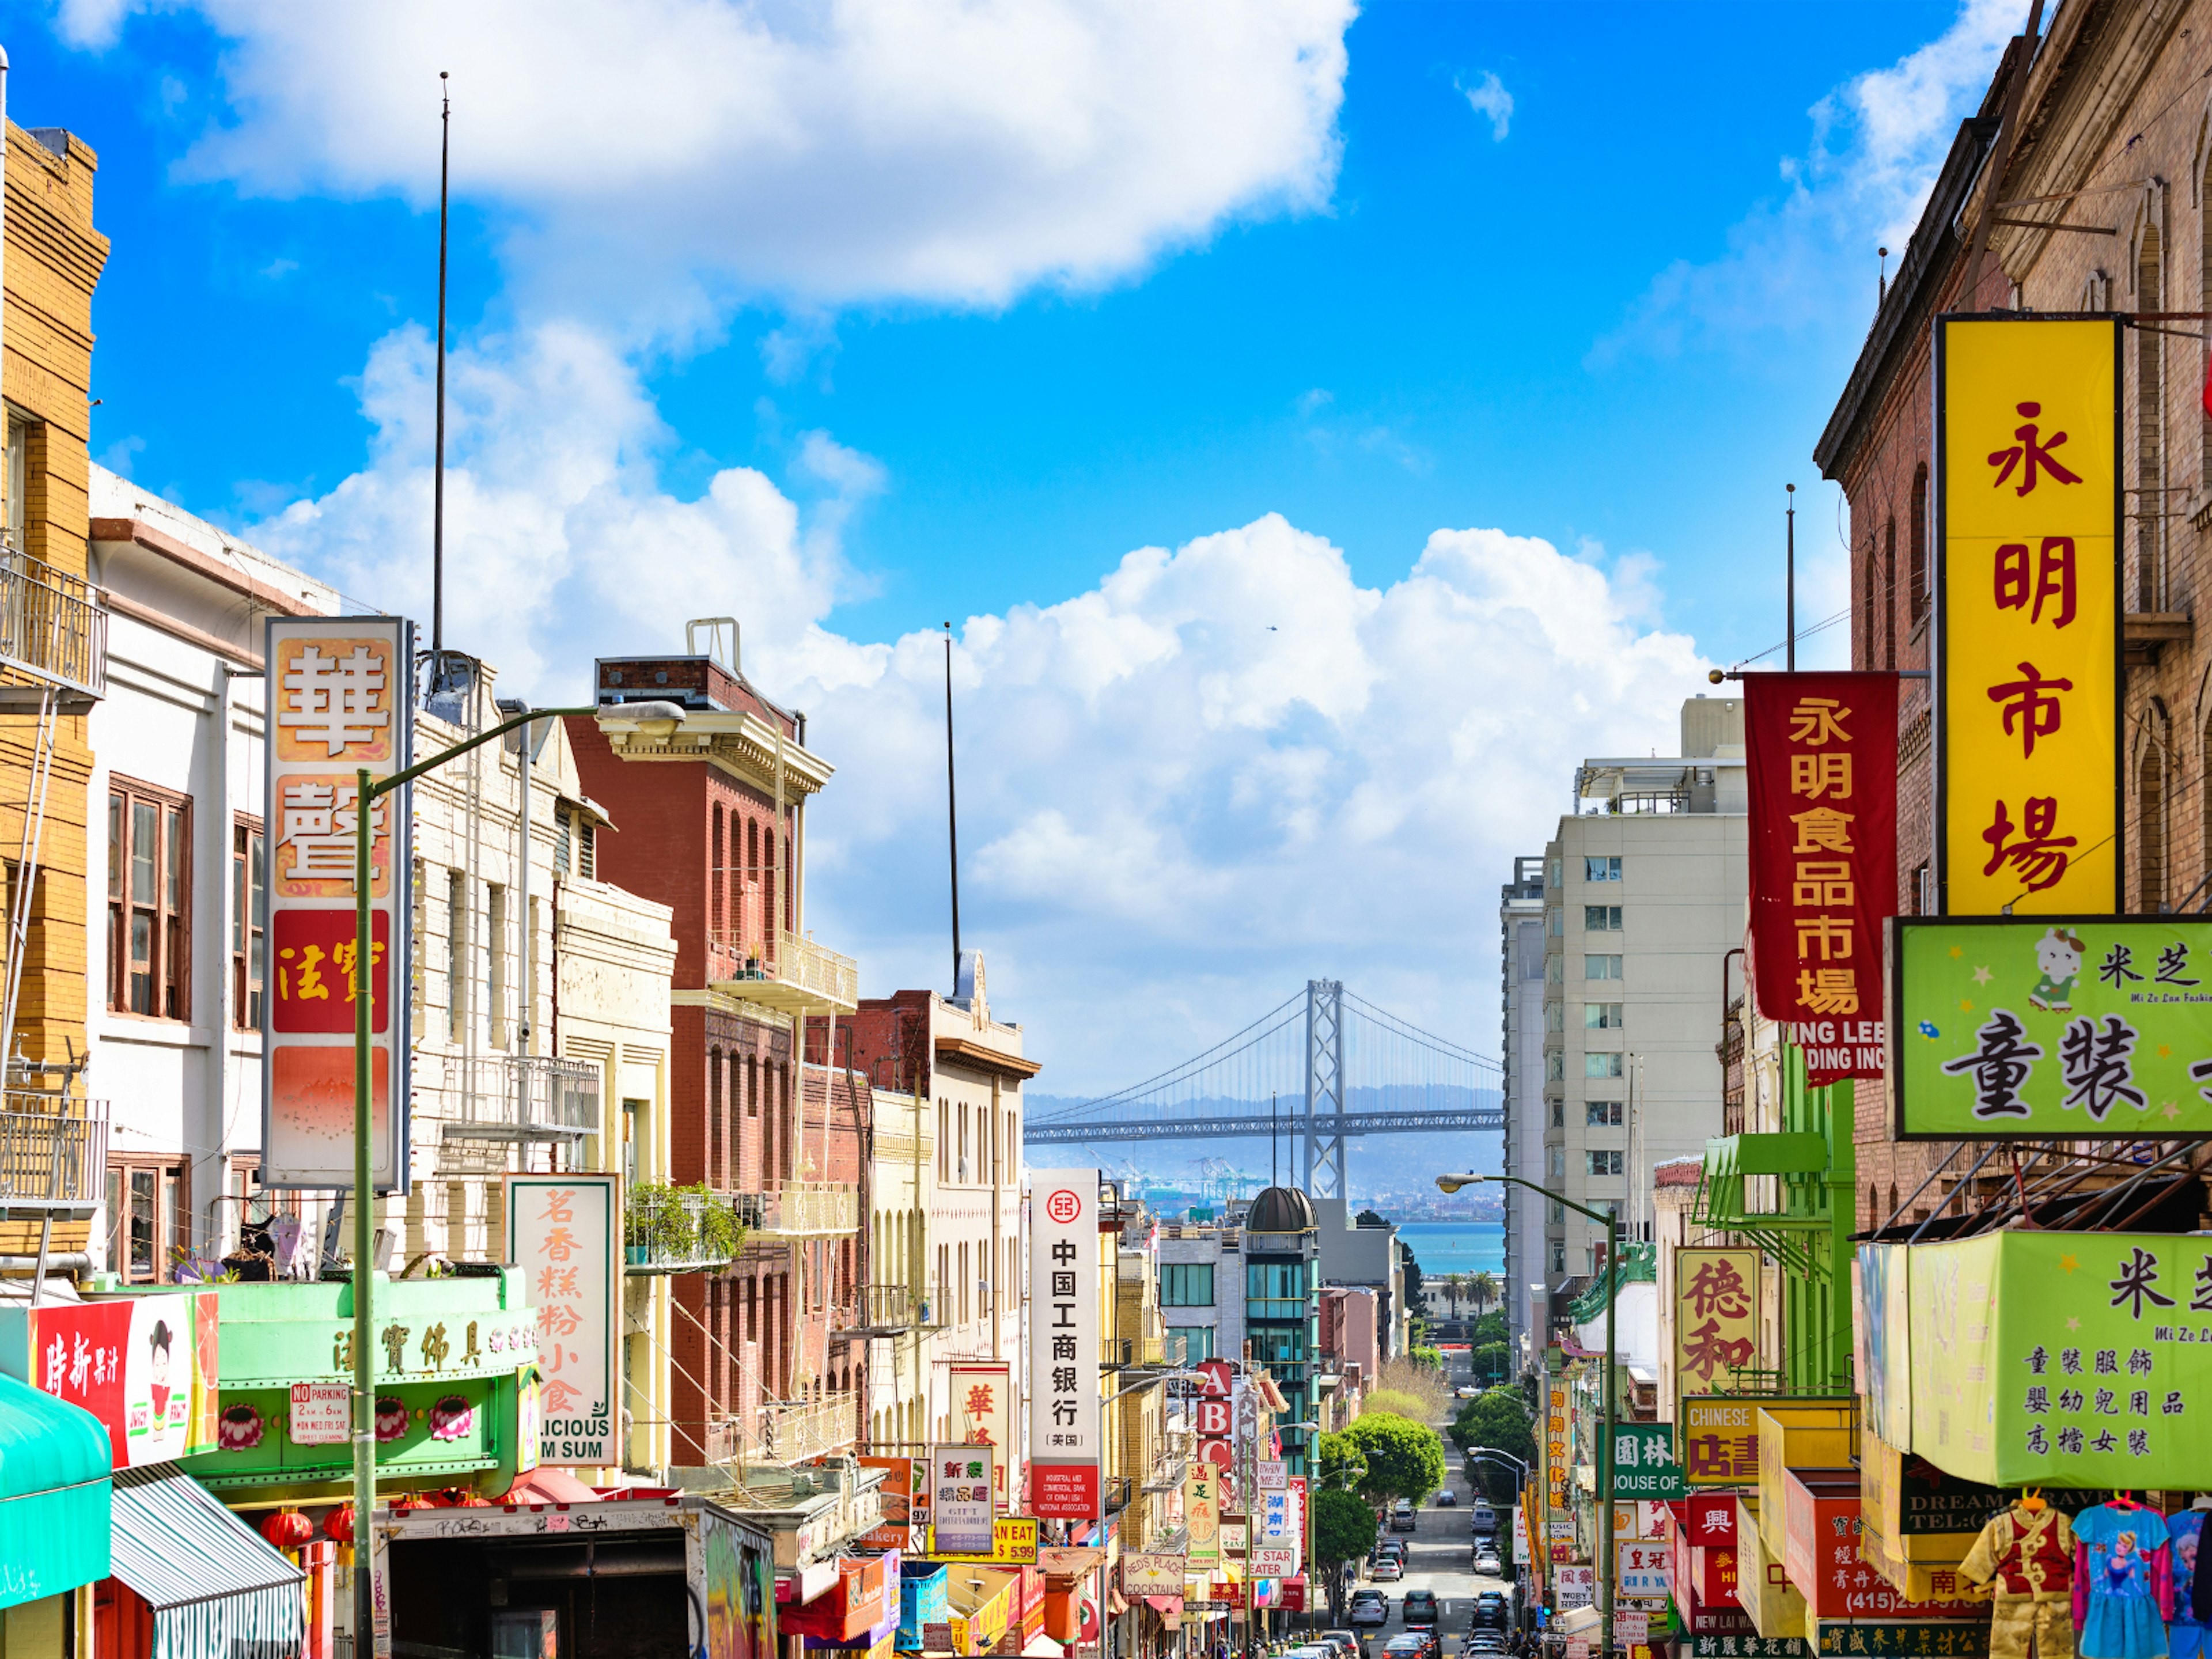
[1498,855,1546,1365]
[1536,696,1745,1286]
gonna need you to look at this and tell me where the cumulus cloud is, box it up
[1459,71,1514,141]
[66,0,1355,327]
[239,327,1711,1086]
[1589,0,2014,365]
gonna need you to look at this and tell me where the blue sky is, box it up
[28,0,2014,1093]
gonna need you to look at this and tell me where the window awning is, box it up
[108,1465,302,1659]
[0,1371,111,1611]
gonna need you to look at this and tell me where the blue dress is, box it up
[2168,1512,2207,1659]
[2074,1503,2171,1659]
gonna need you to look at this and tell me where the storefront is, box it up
[0,1370,111,1651]
[98,1464,305,1659]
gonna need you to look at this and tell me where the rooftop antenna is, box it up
[1877,246,1890,307]
[433,70,450,657]
[944,623,961,994]
[1785,484,1797,672]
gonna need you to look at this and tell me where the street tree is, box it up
[1315,1487,1380,1624]
[1452,1386,1537,1506]
[1315,1430,1369,1493]
[1343,1411,1446,1505]
[1469,1270,1499,1317]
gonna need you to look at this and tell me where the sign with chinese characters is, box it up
[1688,1639,1806,1658]
[1745,672,1897,1080]
[1027,1169,1100,1518]
[948,1359,1014,1512]
[1187,1465,1219,1562]
[7,1293,213,1467]
[262,615,414,1189]
[1611,1424,1685,1499]
[1676,1248,1760,1402]
[1811,1624,1989,1659]
[1547,1383,1570,1518]
[1556,1566,1595,1609]
[931,1444,995,1555]
[1618,1540,1671,1599]
[1891,917,2212,1138]
[1258,1478,1304,1574]
[1937,315,2122,916]
[1679,1396,1842,1487]
[1903,1228,2212,1486]
[506,1173,619,1466]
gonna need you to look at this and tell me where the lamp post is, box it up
[347,696,687,1648]
[1438,1173,1623,1659]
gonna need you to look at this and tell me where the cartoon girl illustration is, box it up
[146,1320,173,1419]
[2031,928,2087,1012]
[2108,1529,2145,1596]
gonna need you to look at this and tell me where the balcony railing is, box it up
[0,551,104,699]
[435,1054,601,1143]
[0,1093,106,1211]
[730,1182,857,1238]
[707,928,858,1013]
[626,1185,747,1275]
[832,1281,953,1338]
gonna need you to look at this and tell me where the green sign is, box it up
[1892,917,2212,1139]
[1689,1641,1805,1658]
[1610,1424,1684,1498]
[1903,1229,2212,1487]
[1813,1624,1989,1658]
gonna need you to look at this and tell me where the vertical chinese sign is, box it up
[1744,673,1896,1083]
[1027,1169,1100,1519]
[1937,316,2122,915]
[949,1358,1014,1512]
[262,616,414,1188]
[507,1172,620,1466]
[1673,1247,1760,1402]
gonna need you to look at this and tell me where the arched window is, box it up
[711,807,725,944]
[1908,464,1929,623]
[1861,540,1876,668]
[2141,224,2167,609]
[764,827,778,938]
[2141,741,2169,912]
[745,819,760,944]
[1883,517,1897,668]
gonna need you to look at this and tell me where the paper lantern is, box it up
[262,1507,313,1564]
[323,1502,356,1568]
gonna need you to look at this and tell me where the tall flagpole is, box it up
[433,71,450,658]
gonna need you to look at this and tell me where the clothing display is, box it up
[2072,1502,2173,1659]
[2169,1508,2210,1659]
[1961,1502,2078,1659]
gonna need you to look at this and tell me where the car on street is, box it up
[1474,1550,1502,1577]
[1472,1593,1509,1630]
[1372,1556,1404,1582]
[1324,1628,1372,1658]
[1350,1592,1391,1628]
[1384,1633,1441,1659]
[1435,1489,1457,1506]
[1463,1633,1510,1656]
[1468,1503,1497,1536]
[1455,1384,1479,1397]
[1402,1591,1441,1627]
[1390,1499,1418,1532]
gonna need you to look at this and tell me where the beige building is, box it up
[1539,696,1746,1284]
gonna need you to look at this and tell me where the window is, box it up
[1550,1241,1566,1274]
[106,1157,188,1284]
[1547,1147,1565,1180]
[1546,955,1563,985]
[1586,955,1623,981]
[233,819,265,1030]
[1585,1052,1624,1079]
[1166,1326,1216,1365]
[1245,1261,1306,1318]
[1544,1050,1564,1083]
[1549,1200,1565,1227]
[1545,908,1562,937]
[488,883,509,1047]
[1587,1150,1624,1176]
[1544,1001,1563,1034]
[1909,464,1929,622]
[552,804,596,882]
[1584,1003,1624,1030]
[2139,224,2166,611]
[1161,1263,1215,1307]
[1546,859,1561,888]
[1881,516,1896,668]
[1584,856,1621,882]
[1550,1100,1563,1128]
[1586,1101,1624,1127]
[446,869,467,1041]
[1584,905,1622,931]
[108,781,190,1019]
[1914,862,1932,918]
[3,408,27,548]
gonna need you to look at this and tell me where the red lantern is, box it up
[323,1502,357,1568]
[262,1508,313,1563]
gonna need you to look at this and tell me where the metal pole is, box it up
[1600,1214,1618,1659]
[432,72,450,657]
[1785,483,1796,672]
[944,626,961,994]
[352,763,376,1650]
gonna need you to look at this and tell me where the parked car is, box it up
[1455,1384,1479,1398]
[1474,1550,1503,1577]
[1324,1627,1373,1658]
[1390,1500,1418,1532]
[1402,1591,1441,1628]
[1372,1556,1404,1582]
[1435,1489,1457,1507]
[1350,1591,1391,1628]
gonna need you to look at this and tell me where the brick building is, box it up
[1816,6,2212,1232]
[567,642,868,1468]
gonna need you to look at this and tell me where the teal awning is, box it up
[109,1465,303,1659]
[0,1370,112,1610]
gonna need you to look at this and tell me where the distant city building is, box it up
[1498,853,1546,1367]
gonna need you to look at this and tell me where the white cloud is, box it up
[235,328,1712,1088]
[1459,71,1513,141]
[69,0,1355,327]
[1590,0,2015,365]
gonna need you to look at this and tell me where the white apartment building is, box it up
[1497,854,1546,1366]
[1538,695,1746,1286]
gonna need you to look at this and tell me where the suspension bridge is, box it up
[1025,980,1502,1199]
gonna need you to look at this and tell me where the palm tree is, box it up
[1444,1272,1467,1316]
[1469,1271,1499,1319]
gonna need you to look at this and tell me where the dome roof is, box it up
[1246,1186,1317,1233]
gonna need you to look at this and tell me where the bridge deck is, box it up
[1025,1109,1501,1145]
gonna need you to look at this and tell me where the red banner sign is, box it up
[1745,672,1898,1084]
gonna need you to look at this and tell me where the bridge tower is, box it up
[1302,979,1347,1199]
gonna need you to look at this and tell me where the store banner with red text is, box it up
[1746,672,1897,1084]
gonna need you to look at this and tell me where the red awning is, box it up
[502,1468,603,1505]
[1143,1596,1183,1630]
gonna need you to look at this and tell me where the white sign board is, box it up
[1615,1614,1649,1647]
[948,1359,1014,1512]
[1555,1566,1595,1609]
[1567,1643,1589,1659]
[1257,1460,1286,1491]
[1617,1540,1672,1599]
[1028,1169,1101,1520]
[506,1173,619,1465]
[261,615,414,1190]
[290,1380,351,1446]
[1249,1547,1298,1576]
[931,1443,995,1554]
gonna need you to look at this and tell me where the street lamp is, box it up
[348,697,687,1645]
[1438,1172,1623,1657]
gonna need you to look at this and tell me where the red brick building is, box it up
[567,649,869,1467]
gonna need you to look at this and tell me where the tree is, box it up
[1315,1431,1369,1493]
[1452,1386,1538,1507]
[1444,1271,1468,1315]
[1470,1270,1499,1317]
[1314,1487,1380,1624]
[1343,1411,1446,1506]
[1473,1342,1509,1386]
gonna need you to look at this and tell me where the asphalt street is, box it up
[1348,1393,1512,1657]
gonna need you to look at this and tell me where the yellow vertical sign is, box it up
[1938,316,2122,914]
[1672,1246,1759,1399]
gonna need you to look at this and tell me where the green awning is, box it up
[108,1465,303,1659]
[0,1370,112,1610]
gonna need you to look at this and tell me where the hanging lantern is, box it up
[323,1502,357,1569]
[262,1507,313,1564]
